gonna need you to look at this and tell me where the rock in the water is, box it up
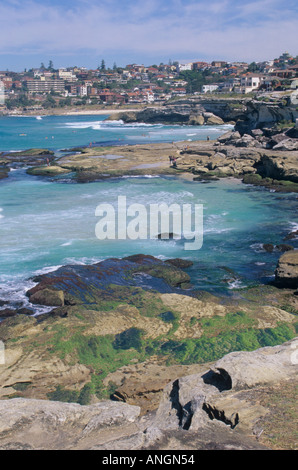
[0,308,17,318]
[26,255,192,307]
[274,250,298,288]
[165,258,193,269]
[263,243,274,253]
[29,288,65,306]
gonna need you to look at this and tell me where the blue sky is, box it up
[0,0,297,71]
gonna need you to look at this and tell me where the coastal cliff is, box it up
[105,95,298,134]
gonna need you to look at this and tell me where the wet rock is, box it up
[275,244,294,252]
[0,308,17,318]
[29,288,65,307]
[284,230,298,241]
[263,243,274,253]
[26,255,192,307]
[165,258,193,269]
[17,307,35,316]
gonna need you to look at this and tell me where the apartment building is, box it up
[26,78,66,94]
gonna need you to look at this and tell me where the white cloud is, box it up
[0,0,296,64]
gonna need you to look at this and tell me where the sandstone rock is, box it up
[204,113,224,125]
[147,338,298,441]
[0,398,141,450]
[274,250,298,288]
[251,129,264,137]
[0,339,297,450]
[270,133,288,146]
[29,288,65,306]
[273,138,298,151]
[258,154,298,183]
[188,114,205,125]
[217,131,241,143]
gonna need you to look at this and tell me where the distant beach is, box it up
[4,106,145,118]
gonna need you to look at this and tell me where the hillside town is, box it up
[0,52,298,112]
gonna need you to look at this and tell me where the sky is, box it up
[0,0,297,71]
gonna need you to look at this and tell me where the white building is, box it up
[201,84,219,93]
[239,75,266,93]
[77,85,88,97]
[177,63,193,72]
[58,69,77,81]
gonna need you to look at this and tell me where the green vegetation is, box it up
[47,383,93,405]
[275,119,295,131]
[113,327,145,352]
[154,322,295,365]
[44,307,296,404]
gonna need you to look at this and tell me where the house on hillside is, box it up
[201,84,219,93]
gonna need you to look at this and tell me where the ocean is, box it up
[0,114,297,314]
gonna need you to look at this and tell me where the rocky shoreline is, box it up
[0,251,297,449]
[0,100,298,450]
[0,338,297,450]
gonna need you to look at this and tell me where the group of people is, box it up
[169,155,178,168]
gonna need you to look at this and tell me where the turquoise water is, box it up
[0,115,297,313]
[0,114,233,151]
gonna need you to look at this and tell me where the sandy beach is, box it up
[63,108,141,116]
[4,106,146,117]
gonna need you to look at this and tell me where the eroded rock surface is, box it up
[0,338,296,450]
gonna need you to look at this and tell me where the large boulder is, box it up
[274,250,298,288]
[0,398,140,450]
[217,130,241,143]
[203,112,224,125]
[26,255,192,307]
[273,138,298,151]
[146,338,298,439]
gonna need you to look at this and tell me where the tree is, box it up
[113,62,117,71]
[100,59,106,71]
[247,62,259,72]
[48,60,54,71]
